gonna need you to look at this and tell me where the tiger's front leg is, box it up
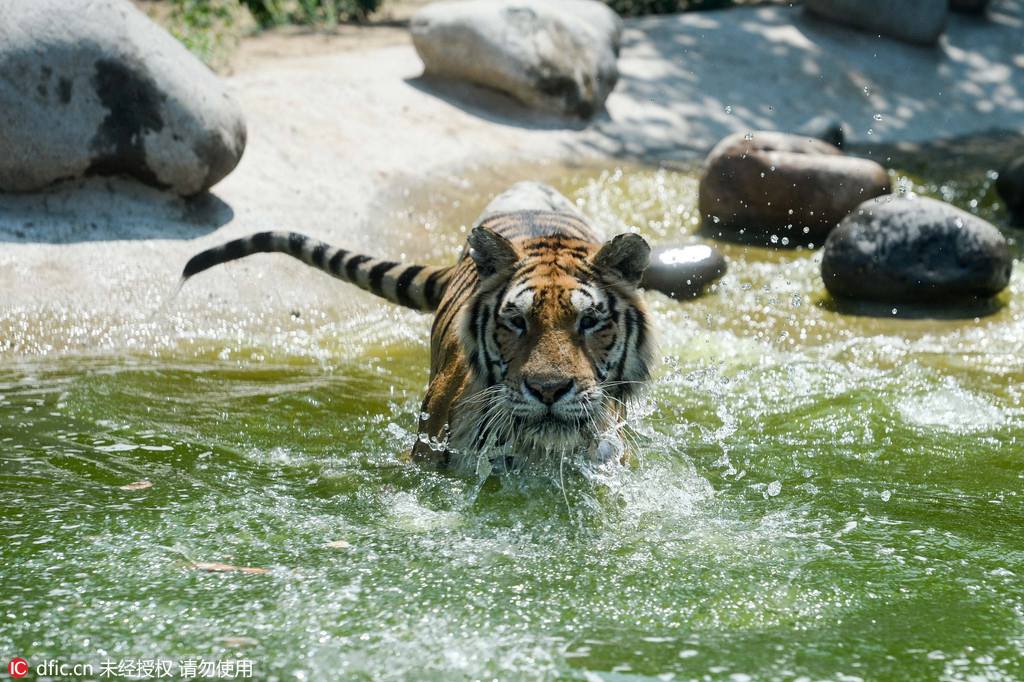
[408,366,472,467]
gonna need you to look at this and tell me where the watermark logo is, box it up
[8,658,29,678]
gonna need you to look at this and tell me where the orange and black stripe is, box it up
[181,231,452,312]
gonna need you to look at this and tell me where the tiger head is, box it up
[460,227,653,459]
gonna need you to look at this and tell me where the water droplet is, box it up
[744,131,753,141]
[724,105,733,114]
[867,128,874,136]
[863,85,871,96]
[891,307,898,316]
[873,113,883,121]
[881,490,892,502]
[781,237,790,246]
[791,294,803,307]
[770,235,779,244]
[767,480,782,497]
[712,215,721,224]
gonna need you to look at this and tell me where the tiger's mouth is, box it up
[526,412,575,428]
[513,409,596,441]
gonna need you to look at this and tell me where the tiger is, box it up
[181,209,653,475]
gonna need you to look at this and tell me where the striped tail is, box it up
[181,231,453,313]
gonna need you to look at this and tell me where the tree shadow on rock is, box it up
[0,176,233,244]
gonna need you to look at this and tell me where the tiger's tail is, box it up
[181,231,453,313]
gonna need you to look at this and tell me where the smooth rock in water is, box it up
[822,196,1013,303]
[640,245,727,300]
[411,0,622,117]
[805,0,947,46]
[0,0,246,196]
[699,131,891,246]
[996,156,1024,225]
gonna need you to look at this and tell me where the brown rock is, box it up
[698,131,891,247]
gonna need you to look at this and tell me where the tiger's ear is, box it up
[467,227,518,277]
[592,233,650,285]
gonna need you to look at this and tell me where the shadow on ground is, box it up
[571,1,1024,162]
[404,75,593,131]
[0,176,233,243]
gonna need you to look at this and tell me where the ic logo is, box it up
[8,657,29,678]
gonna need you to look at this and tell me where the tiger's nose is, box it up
[525,377,575,405]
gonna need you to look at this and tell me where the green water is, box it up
[2,159,1023,681]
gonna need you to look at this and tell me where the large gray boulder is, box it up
[805,0,947,46]
[410,0,622,118]
[0,0,246,196]
[822,196,1013,303]
[699,131,891,246]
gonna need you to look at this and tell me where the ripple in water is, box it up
[2,159,1024,680]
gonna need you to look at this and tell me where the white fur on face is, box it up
[502,285,534,317]
[569,284,606,316]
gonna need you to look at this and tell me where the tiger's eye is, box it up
[579,313,600,332]
[506,314,527,332]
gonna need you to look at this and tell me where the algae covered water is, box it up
[2,158,1023,681]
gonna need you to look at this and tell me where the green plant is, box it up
[240,0,382,27]
[603,0,682,15]
[167,0,240,67]
[602,0,734,16]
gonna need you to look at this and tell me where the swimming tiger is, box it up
[182,209,652,475]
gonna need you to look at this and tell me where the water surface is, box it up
[2,155,1023,681]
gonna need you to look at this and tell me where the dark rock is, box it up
[796,115,846,149]
[805,0,947,46]
[699,131,891,247]
[950,0,989,14]
[822,196,1012,303]
[996,156,1024,225]
[410,0,621,118]
[0,0,246,196]
[640,244,727,299]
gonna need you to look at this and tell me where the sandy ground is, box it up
[2,2,1023,354]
